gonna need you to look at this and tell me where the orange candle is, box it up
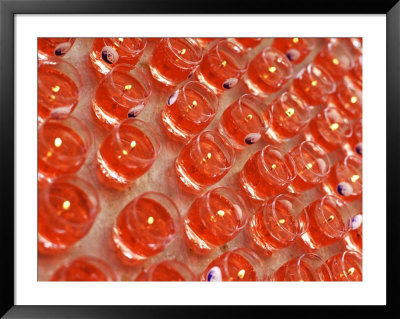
[38,114,92,182]
[299,195,352,251]
[196,40,248,95]
[38,59,83,123]
[290,63,336,108]
[149,38,203,87]
[51,256,116,281]
[239,145,297,201]
[161,81,218,142]
[246,194,309,255]
[184,187,248,255]
[135,260,195,281]
[263,91,311,146]
[289,141,331,193]
[201,248,266,281]
[175,131,235,193]
[272,38,316,65]
[324,250,362,281]
[303,106,353,152]
[313,41,354,82]
[244,47,293,97]
[328,79,362,120]
[96,119,161,189]
[272,253,333,281]
[91,64,152,128]
[112,192,180,265]
[89,38,147,77]
[218,94,272,149]
[323,155,362,203]
[38,175,100,255]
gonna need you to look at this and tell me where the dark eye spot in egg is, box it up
[102,51,113,64]
[206,266,222,281]
[337,182,353,197]
[223,78,238,89]
[244,133,261,145]
[286,49,300,62]
[55,48,65,56]
[355,143,362,155]
[101,46,119,65]
[167,91,179,106]
[54,42,71,56]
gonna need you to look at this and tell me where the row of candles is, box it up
[50,249,362,281]
[38,37,362,281]
[38,76,362,193]
[38,37,362,127]
[41,180,362,281]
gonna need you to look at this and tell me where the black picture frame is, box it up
[1,0,399,317]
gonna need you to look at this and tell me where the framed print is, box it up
[1,0,399,317]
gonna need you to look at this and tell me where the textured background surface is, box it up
[38,38,362,281]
